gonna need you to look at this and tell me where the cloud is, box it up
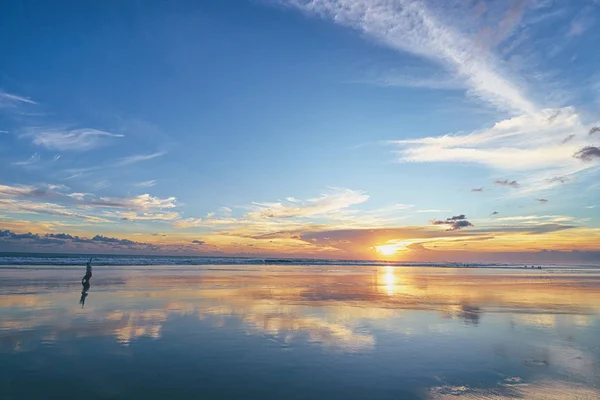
[172,218,203,228]
[590,127,600,135]
[0,91,37,107]
[105,211,180,221]
[135,180,157,188]
[0,183,64,198]
[547,176,571,184]
[94,180,110,189]
[87,194,177,211]
[192,240,206,245]
[562,134,575,144]
[431,214,474,231]
[568,12,595,37]
[91,235,137,246]
[284,0,535,114]
[493,215,575,224]
[0,199,108,223]
[66,192,90,200]
[573,146,600,161]
[12,153,40,166]
[494,179,520,188]
[0,229,161,252]
[113,152,165,166]
[52,154,61,162]
[392,108,594,174]
[490,211,499,216]
[536,198,549,204]
[24,128,124,151]
[416,209,451,213]
[246,188,368,219]
[471,187,484,192]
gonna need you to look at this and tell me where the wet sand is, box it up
[1,265,599,399]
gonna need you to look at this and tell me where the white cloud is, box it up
[67,192,91,200]
[135,180,157,188]
[0,183,63,198]
[416,209,451,213]
[94,180,110,189]
[89,194,177,211]
[246,188,369,219]
[172,218,204,228]
[12,153,40,166]
[105,211,181,221]
[392,107,600,193]
[220,207,233,216]
[24,128,124,151]
[284,0,536,114]
[114,152,165,166]
[0,91,37,107]
[0,198,109,223]
[493,215,576,224]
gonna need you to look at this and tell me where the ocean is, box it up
[1,255,599,399]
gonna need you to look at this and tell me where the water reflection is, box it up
[1,266,599,397]
[79,280,90,308]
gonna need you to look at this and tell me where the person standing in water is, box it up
[82,257,92,283]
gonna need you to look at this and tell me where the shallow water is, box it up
[1,265,599,399]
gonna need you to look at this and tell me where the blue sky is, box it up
[1,0,599,262]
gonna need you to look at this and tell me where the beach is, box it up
[1,261,599,399]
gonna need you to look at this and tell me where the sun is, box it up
[376,244,398,256]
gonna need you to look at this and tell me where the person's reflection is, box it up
[79,258,92,308]
[80,279,90,307]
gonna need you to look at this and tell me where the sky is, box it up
[1,0,599,263]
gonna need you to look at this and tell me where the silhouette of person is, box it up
[80,258,92,308]
[82,257,92,283]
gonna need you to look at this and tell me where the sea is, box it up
[1,253,599,399]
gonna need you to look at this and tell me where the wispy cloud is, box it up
[284,2,597,194]
[535,198,549,204]
[94,180,110,189]
[246,188,368,219]
[88,194,177,211]
[547,176,571,184]
[113,152,166,166]
[0,199,108,223]
[392,108,595,174]
[471,187,484,192]
[495,179,520,188]
[104,211,180,221]
[11,153,40,166]
[416,209,451,213]
[66,192,91,200]
[0,183,54,198]
[568,11,595,37]
[135,180,157,188]
[24,128,124,151]
[0,91,37,107]
[284,0,535,114]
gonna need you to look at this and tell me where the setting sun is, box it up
[376,244,399,256]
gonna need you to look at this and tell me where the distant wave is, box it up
[0,253,598,269]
